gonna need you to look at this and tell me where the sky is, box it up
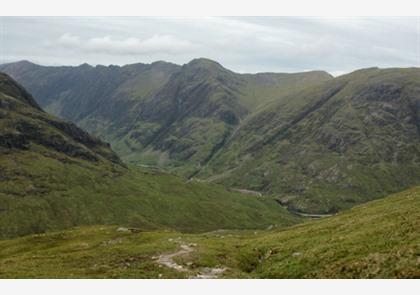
[1,16,420,76]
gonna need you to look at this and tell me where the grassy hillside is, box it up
[198,68,420,213]
[0,151,298,238]
[229,186,420,278]
[0,72,299,239]
[0,186,417,278]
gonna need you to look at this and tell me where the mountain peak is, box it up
[79,63,92,68]
[0,60,39,72]
[304,70,334,79]
[149,60,181,71]
[186,58,226,70]
[14,60,37,66]
[151,60,175,66]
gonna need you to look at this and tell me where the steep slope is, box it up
[0,186,418,278]
[0,59,332,176]
[104,58,250,176]
[0,73,121,164]
[0,73,300,239]
[240,186,420,278]
[198,68,420,213]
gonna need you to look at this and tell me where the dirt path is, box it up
[156,243,226,279]
[157,244,193,272]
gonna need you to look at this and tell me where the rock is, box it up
[102,237,124,246]
[193,267,227,279]
[128,227,143,233]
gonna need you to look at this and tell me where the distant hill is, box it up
[0,72,299,239]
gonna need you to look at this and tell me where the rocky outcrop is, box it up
[0,72,122,165]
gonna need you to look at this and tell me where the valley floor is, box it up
[0,186,419,279]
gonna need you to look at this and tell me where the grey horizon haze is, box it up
[1,16,420,76]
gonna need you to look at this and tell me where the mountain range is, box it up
[1,59,420,214]
[0,59,419,279]
[0,72,298,239]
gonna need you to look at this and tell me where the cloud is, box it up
[57,33,80,46]
[55,33,197,55]
[2,17,419,73]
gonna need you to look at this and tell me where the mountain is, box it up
[5,60,420,215]
[197,67,420,213]
[0,59,332,177]
[1,185,418,278]
[0,72,300,239]
[0,70,417,279]
[0,60,180,122]
[0,72,121,164]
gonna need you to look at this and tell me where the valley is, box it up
[0,60,419,279]
[2,61,420,214]
[0,72,299,239]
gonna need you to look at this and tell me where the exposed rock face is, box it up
[0,132,29,149]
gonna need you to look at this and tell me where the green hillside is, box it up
[0,72,299,239]
[0,186,417,278]
[198,67,420,213]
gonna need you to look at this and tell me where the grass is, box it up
[0,148,299,239]
[0,186,418,278]
[234,186,420,278]
[198,68,420,213]
[0,226,185,278]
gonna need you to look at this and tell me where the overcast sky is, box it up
[1,16,419,76]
